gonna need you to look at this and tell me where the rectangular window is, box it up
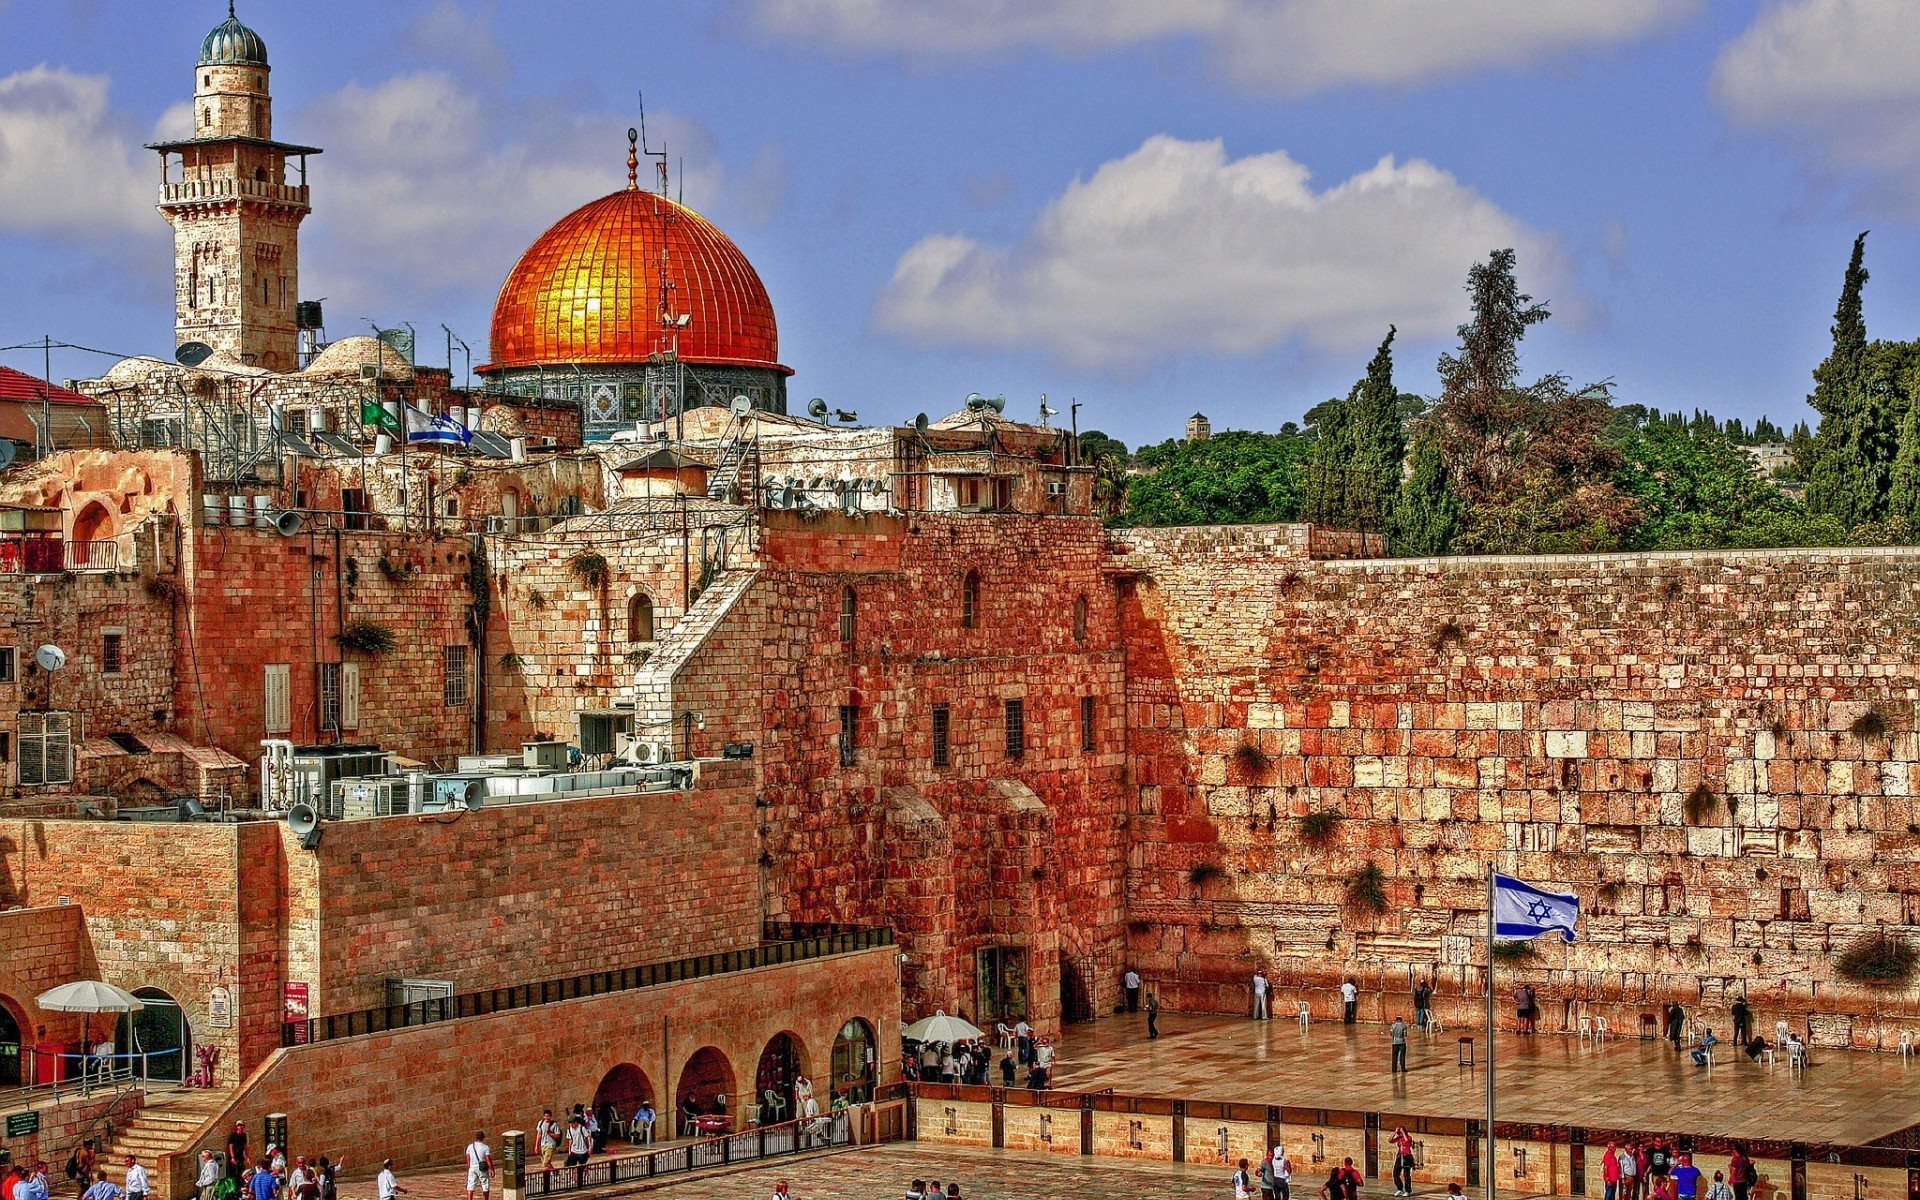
[341,488,368,532]
[18,712,73,787]
[1004,698,1025,759]
[443,645,470,707]
[101,631,123,676]
[1081,695,1095,753]
[838,704,858,768]
[264,663,291,734]
[340,662,360,730]
[975,946,1029,1022]
[931,704,950,768]
[318,662,342,732]
[0,647,16,683]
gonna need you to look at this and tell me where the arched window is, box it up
[961,571,980,628]
[1073,595,1088,642]
[628,593,655,643]
[839,586,856,645]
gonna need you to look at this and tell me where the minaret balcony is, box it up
[160,176,309,207]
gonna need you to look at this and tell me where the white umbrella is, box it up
[37,981,145,1014]
[903,1009,985,1044]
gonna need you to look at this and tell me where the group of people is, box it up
[192,1133,335,1200]
[1233,1144,1454,1200]
[905,1025,1057,1090]
[52,1141,146,1200]
[1600,1142,1754,1200]
[902,1177,966,1197]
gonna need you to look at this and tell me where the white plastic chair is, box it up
[1787,1041,1808,1071]
[1297,1002,1311,1027]
[1578,1016,1594,1042]
[997,1022,1015,1051]
[1900,1031,1914,1060]
[1594,1016,1610,1042]
[1428,1014,1445,1033]
[1762,1044,1776,1067]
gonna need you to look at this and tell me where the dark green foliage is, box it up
[1231,740,1271,778]
[1804,233,1900,528]
[1390,429,1461,555]
[1298,808,1344,844]
[1835,930,1919,987]
[336,619,397,654]
[1851,708,1889,739]
[1684,784,1718,824]
[1346,860,1389,913]
[1610,416,1795,550]
[1118,430,1311,527]
[1490,940,1537,964]
[1305,327,1407,535]
[569,550,610,589]
[1077,429,1128,465]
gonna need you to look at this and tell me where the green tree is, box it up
[1802,232,1897,527]
[1429,249,1633,553]
[1611,416,1793,549]
[1389,428,1460,555]
[1116,430,1311,527]
[1304,327,1406,532]
[1076,429,1128,465]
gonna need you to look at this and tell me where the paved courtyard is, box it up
[1047,1011,1920,1144]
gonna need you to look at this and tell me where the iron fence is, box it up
[520,1111,853,1196]
[281,924,891,1047]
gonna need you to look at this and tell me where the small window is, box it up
[839,586,856,645]
[102,631,123,676]
[1073,595,1088,642]
[1004,698,1025,759]
[318,663,341,732]
[1080,695,1095,753]
[443,645,470,707]
[931,704,950,768]
[628,593,655,642]
[838,703,858,768]
[0,733,11,762]
[264,664,290,734]
[962,571,980,628]
[443,498,459,517]
[18,712,72,786]
[0,647,18,683]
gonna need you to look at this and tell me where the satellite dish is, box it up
[0,442,17,470]
[34,644,66,673]
[729,395,753,417]
[913,413,929,436]
[174,341,214,368]
[807,398,829,422]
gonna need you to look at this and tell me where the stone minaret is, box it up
[149,4,320,372]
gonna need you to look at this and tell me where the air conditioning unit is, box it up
[616,735,674,766]
[1045,481,1068,497]
[522,739,569,770]
[359,364,380,381]
[331,774,417,820]
[485,515,509,533]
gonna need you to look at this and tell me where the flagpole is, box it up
[1486,863,1497,1200]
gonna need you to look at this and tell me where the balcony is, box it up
[160,178,310,207]
[0,538,119,574]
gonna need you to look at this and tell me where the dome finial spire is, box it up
[627,127,639,191]
[229,0,236,18]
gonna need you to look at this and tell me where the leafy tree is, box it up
[1389,427,1460,555]
[1304,327,1407,533]
[1076,429,1128,465]
[1802,233,1898,527]
[1116,430,1311,527]
[1429,249,1633,553]
[1611,416,1793,550]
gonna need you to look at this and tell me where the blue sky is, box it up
[5,0,1920,447]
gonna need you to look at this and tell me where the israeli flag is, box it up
[404,405,472,446]
[1493,873,1579,942]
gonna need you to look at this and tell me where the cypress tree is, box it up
[1390,428,1460,556]
[1347,326,1407,530]
[1804,232,1889,526]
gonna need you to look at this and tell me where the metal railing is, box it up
[0,1045,178,1106]
[161,178,310,206]
[281,924,891,1046]
[0,538,119,574]
[521,1111,854,1196]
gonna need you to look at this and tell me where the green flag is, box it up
[360,397,400,432]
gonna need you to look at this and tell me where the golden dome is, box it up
[482,189,787,375]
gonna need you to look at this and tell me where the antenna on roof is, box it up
[637,91,668,196]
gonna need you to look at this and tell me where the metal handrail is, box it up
[281,925,891,1047]
[521,1109,857,1196]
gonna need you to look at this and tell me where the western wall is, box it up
[1117,524,1920,1046]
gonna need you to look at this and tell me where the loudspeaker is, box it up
[287,802,323,850]
[273,510,303,537]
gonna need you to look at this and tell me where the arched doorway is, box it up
[71,502,113,567]
[0,995,24,1087]
[592,1062,653,1132]
[115,987,188,1082]
[830,1017,875,1105]
[753,1031,807,1125]
[674,1047,735,1135]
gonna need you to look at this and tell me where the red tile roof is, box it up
[0,366,97,406]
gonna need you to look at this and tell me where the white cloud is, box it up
[751,0,1697,93]
[404,0,509,75]
[876,135,1565,367]
[0,66,155,239]
[1713,0,1920,212]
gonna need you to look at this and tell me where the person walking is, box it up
[1390,1126,1414,1196]
[1389,1016,1409,1074]
[1235,1159,1257,1200]
[1413,980,1432,1031]
[375,1160,406,1200]
[1124,967,1141,1013]
[1728,1147,1755,1200]
[1259,1149,1279,1200]
[194,1154,220,1200]
[122,1158,147,1200]
[463,1132,492,1200]
[1665,1003,1686,1050]
[1273,1145,1294,1200]
[224,1128,249,1184]
[1253,970,1271,1021]
[1730,998,1751,1047]
[1337,1157,1363,1200]
[563,1116,591,1175]
[1341,979,1358,1024]
[535,1110,560,1174]
[1602,1143,1622,1200]
[1146,992,1160,1039]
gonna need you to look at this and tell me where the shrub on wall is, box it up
[1188,863,1226,890]
[1683,784,1718,824]
[570,550,610,589]
[1299,809,1344,845]
[336,619,396,655]
[1491,939,1537,964]
[1346,861,1389,913]
[1231,740,1271,778]
[1835,930,1919,987]
[1850,708,1890,740]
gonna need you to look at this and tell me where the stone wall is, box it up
[1119,527,1920,1044]
[0,904,94,1049]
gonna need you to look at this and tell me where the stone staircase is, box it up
[99,1088,235,1170]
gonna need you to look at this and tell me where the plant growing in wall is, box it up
[497,652,525,670]
[143,576,180,603]
[1683,784,1719,824]
[527,588,546,609]
[569,550,610,589]
[377,553,418,583]
[1835,929,1919,988]
[1850,708,1890,740]
[1346,860,1389,913]
[1188,863,1226,893]
[1490,939,1536,964]
[1299,809,1344,845]
[1431,620,1464,651]
[336,619,396,655]
[1231,739,1271,780]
